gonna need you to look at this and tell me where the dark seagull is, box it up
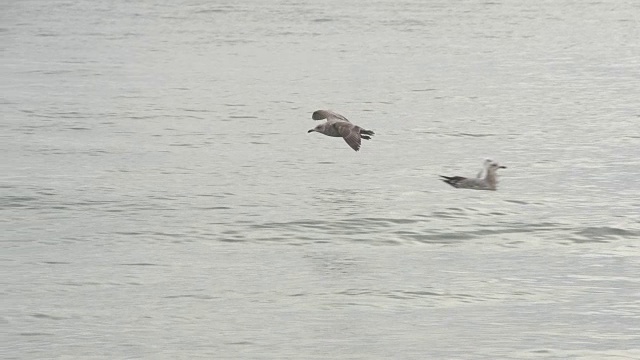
[307,110,375,152]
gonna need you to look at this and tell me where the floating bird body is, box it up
[440,161,506,191]
[308,110,374,151]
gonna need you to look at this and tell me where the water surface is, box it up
[2,0,640,359]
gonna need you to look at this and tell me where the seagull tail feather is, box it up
[360,129,375,136]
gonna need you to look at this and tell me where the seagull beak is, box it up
[307,129,314,133]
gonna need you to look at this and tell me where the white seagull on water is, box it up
[440,160,507,191]
[307,110,375,152]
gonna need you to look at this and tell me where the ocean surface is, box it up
[2,0,640,359]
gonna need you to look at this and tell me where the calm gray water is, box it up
[2,0,640,359]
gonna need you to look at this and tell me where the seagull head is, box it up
[308,123,324,133]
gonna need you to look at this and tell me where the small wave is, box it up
[31,313,66,320]
[163,294,215,300]
[451,132,496,138]
[572,226,640,243]
[119,263,164,266]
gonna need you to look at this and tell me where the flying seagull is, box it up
[307,110,375,151]
[440,160,507,191]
